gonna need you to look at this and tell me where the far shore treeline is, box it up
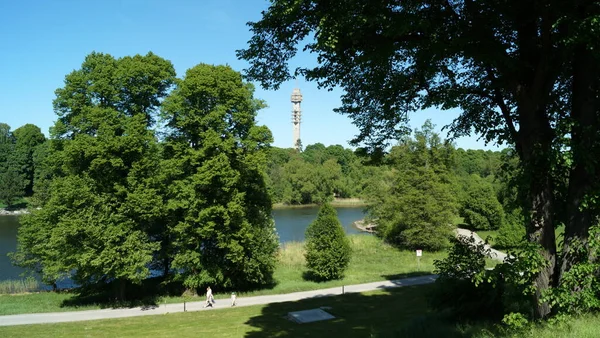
[0,51,520,300]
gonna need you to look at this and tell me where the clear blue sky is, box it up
[0,0,501,150]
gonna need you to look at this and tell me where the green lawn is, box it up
[477,230,499,247]
[0,284,468,338]
[0,235,447,316]
[2,282,597,338]
[0,197,29,209]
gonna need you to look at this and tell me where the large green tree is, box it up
[366,122,457,251]
[238,0,600,318]
[160,63,278,290]
[12,52,176,298]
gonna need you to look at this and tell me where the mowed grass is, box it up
[2,279,599,337]
[0,284,455,338]
[0,235,445,316]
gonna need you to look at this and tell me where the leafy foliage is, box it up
[366,121,457,251]
[431,235,503,320]
[238,0,600,319]
[12,124,46,196]
[160,63,278,290]
[304,204,351,281]
[11,52,176,298]
[459,176,505,230]
[0,123,24,207]
[495,210,526,249]
[265,143,373,205]
[543,225,600,315]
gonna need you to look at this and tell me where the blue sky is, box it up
[0,0,501,150]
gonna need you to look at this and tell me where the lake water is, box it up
[0,206,365,282]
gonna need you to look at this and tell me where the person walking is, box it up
[203,286,215,308]
[231,292,237,307]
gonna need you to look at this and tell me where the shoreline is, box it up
[2,199,368,214]
[0,209,29,216]
[272,198,368,210]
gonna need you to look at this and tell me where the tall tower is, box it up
[291,88,303,150]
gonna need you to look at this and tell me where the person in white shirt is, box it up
[204,286,215,308]
[231,292,237,307]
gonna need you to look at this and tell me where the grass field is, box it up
[0,284,475,338]
[0,235,446,316]
[3,283,599,338]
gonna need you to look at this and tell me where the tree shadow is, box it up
[380,272,438,281]
[301,271,342,283]
[4,201,28,210]
[60,276,185,309]
[243,284,488,338]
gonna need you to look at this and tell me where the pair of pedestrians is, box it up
[203,287,237,308]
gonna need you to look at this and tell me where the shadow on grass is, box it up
[243,284,488,338]
[380,272,437,281]
[59,276,280,310]
[60,276,185,310]
[3,201,28,210]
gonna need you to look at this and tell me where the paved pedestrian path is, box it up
[454,228,508,262]
[0,274,438,326]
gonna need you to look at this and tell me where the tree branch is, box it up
[485,66,519,143]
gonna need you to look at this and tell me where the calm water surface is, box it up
[0,206,365,282]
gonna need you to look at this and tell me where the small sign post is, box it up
[416,249,422,270]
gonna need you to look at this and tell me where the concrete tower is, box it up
[291,88,303,150]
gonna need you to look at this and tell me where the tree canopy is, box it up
[160,63,278,290]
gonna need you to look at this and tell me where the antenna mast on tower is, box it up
[291,87,303,150]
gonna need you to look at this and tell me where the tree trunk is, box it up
[518,103,557,319]
[560,41,600,280]
[118,278,126,301]
[163,257,170,278]
[527,176,557,319]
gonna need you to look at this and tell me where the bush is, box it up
[543,225,600,316]
[495,210,526,249]
[459,178,504,230]
[431,235,504,320]
[304,203,351,281]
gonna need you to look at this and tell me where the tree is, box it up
[304,203,351,281]
[12,124,46,196]
[238,1,600,318]
[367,123,457,251]
[0,165,25,207]
[0,123,24,207]
[160,63,278,290]
[12,52,176,298]
[459,175,505,230]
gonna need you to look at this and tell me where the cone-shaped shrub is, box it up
[304,203,351,281]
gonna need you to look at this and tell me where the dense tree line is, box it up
[265,143,379,204]
[364,121,519,251]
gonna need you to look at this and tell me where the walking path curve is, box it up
[0,275,438,327]
[454,228,508,262]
